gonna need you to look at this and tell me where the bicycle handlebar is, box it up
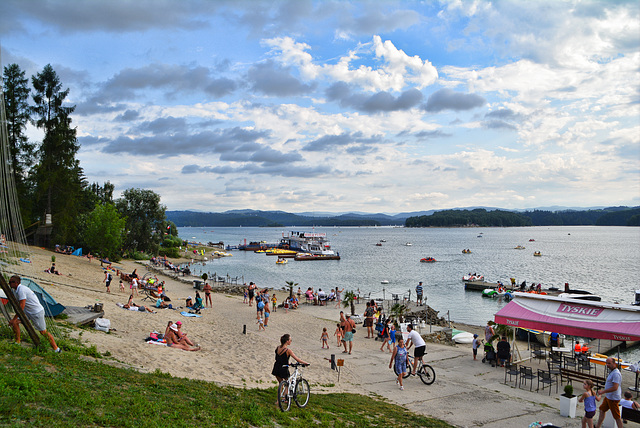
[286,363,309,367]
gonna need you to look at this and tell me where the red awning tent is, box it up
[494,294,640,341]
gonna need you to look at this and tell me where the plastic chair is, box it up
[537,369,558,395]
[519,366,535,391]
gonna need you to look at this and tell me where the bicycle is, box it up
[277,362,310,412]
[394,353,436,385]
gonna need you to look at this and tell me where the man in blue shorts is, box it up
[340,311,356,355]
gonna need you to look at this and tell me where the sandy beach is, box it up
[8,246,634,427]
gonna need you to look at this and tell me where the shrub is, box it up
[563,384,574,397]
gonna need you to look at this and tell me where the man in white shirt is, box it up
[405,324,426,376]
[8,275,61,352]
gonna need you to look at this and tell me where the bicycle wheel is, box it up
[294,378,310,408]
[393,361,411,379]
[277,381,291,411]
[418,364,436,385]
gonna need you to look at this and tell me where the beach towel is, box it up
[180,311,202,318]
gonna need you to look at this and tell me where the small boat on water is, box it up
[558,292,602,302]
[529,239,535,242]
[462,274,484,281]
[514,245,525,250]
[375,243,382,246]
[379,239,386,242]
[276,257,288,264]
[589,354,632,369]
[294,252,341,261]
[381,280,389,284]
[420,257,436,263]
[533,251,542,256]
[405,242,412,246]
[462,249,471,254]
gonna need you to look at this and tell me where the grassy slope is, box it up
[0,340,452,428]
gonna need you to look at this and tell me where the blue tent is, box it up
[71,248,82,256]
[20,277,66,317]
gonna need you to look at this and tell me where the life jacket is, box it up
[575,343,582,353]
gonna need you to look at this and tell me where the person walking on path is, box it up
[405,324,426,376]
[272,334,309,403]
[416,282,424,306]
[579,379,600,428]
[340,311,356,354]
[8,275,61,353]
[594,357,623,428]
[364,302,375,338]
[389,337,408,390]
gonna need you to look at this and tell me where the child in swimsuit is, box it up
[321,328,329,349]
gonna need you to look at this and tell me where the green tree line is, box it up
[3,63,176,260]
[405,207,640,227]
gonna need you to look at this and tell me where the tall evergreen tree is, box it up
[2,63,35,223]
[31,64,85,245]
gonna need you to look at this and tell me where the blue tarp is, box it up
[71,248,82,256]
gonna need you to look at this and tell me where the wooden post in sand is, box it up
[0,275,41,347]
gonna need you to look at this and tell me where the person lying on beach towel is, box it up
[117,294,156,313]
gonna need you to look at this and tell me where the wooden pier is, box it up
[63,306,105,326]
[587,338,637,355]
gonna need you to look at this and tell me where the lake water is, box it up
[179,225,640,360]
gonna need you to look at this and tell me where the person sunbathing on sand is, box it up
[123,294,155,313]
[166,324,200,351]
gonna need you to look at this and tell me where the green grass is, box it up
[0,340,453,428]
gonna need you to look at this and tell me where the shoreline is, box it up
[5,245,623,427]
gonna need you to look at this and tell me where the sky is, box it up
[1,0,639,214]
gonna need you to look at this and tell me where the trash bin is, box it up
[193,280,203,290]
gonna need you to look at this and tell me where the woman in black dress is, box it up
[271,334,309,383]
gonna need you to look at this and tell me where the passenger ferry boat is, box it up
[280,231,340,260]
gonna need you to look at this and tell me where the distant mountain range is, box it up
[166,206,639,227]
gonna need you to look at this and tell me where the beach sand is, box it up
[7,246,608,427]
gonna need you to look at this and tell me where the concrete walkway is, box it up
[339,337,586,427]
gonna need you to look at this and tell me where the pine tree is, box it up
[2,64,35,223]
[31,64,86,245]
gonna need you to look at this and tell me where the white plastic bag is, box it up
[94,318,111,332]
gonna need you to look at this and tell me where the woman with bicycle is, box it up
[271,334,310,384]
[389,337,408,390]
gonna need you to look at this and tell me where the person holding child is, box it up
[321,328,329,349]
[578,379,600,428]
